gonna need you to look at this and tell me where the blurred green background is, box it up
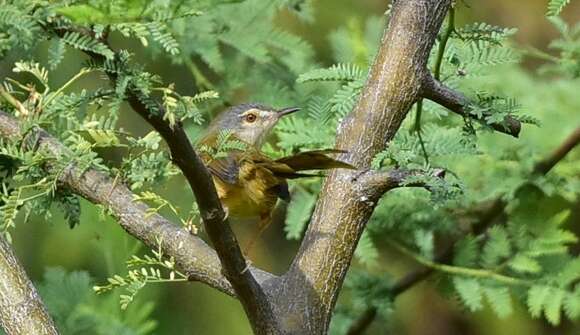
[2,0,580,334]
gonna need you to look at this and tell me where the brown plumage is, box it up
[198,103,355,253]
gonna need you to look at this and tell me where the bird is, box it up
[198,103,355,253]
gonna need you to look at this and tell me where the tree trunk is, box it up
[267,1,451,333]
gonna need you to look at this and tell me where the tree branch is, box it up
[346,125,580,335]
[0,236,59,335]
[421,73,522,138]
[123,97,279,333]
[0,110,277,298]
[274,1,452,333]
[533,126,580,174]
[354,168,446,200]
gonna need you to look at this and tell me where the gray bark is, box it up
[0,236,59,335]
[270,1,452,333]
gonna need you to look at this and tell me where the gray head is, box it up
[206,103,300,147]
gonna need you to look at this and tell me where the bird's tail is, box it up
[274,149,355,178]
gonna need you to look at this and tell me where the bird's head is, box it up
[205,103,300,147]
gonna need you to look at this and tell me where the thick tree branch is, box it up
[421,73,522,137]
[272,1,452,333]
[346,125,580,335]
[0,110,277,298]
[0,236,59,335]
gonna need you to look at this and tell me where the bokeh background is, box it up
[2,0,580,334]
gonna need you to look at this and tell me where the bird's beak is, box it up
[277,107,300,118]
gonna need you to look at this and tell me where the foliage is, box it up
[324,2,579,331]
[93,239,188,310]
[37,267,157,335]
[0,0,579,333]
[547,0,572,16]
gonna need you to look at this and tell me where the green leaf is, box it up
[563,286,580,320]
[483,286,513,318]
[454,277,483,311]
[48,38,66,70]
[527,285,550,318]
[284,188,316,240]
[355,231,379,267]
[414,229,434,260]
[544,288,565,325]
[297,63,365,83]
[453,236,478,267]
[56,5,107,24]
[62,32,114,60]
[508,254,542,274]
[481,226,511,268]
[549,209,571,226]
[38,267,91,320]
[546,0,571,17]
[13,61,49,87]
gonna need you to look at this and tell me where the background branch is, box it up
[0,236,59,335]
[421,73,522,137]
[346,125,580,334]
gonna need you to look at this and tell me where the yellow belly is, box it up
[213,177,277,219]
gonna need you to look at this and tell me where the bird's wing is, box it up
[205,154,240,185]
[275,149,355,171]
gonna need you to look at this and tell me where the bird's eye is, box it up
[245,113,257,123]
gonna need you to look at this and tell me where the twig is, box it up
[42,68,94,108]
[533,127,580,174]
[412,100,430,164]
[433,6,455,81]
[388,239,530,286]
[411,6,455,165]
[125,92,278,332]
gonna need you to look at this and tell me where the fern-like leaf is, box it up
[454,277,483,311]
[48,38,66,70]
[354,231,379,267]
[284,188,316,240]
[62,31,114,60]
[297,63,365,83]
[483,286,513,318]
[547,0,571,17]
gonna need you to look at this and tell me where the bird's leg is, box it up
[243,212,272,256]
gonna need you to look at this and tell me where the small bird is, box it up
[198,103,354,253]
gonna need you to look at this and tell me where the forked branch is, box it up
[277,1,453,333]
